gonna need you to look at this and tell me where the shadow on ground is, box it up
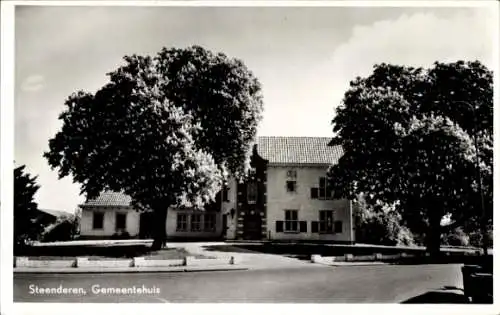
[402,290,468,304]
[402,286,493,304]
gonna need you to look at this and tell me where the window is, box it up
[284,210,299,232]
[286,169,297,193]
[319,210,334,233]
[204,213,216,232]
[286,180,297,193]
[247,182,257,204]
[115,213,127,231]
[191,214,202,232]
[176,213,188,232]
[313,177,333,200]
[93,212,104,230]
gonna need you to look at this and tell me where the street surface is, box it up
[14,263,465,303]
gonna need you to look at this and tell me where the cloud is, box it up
[21,74,45,92]
[260,9,495,138]
[327,9,494,98]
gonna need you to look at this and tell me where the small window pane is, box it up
[176,213,188,232]
[319,210,334,233]
[204,213,216,232]
[284,210,298,232]
[191,214,202,232]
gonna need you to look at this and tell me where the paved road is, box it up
[14,264,465,303]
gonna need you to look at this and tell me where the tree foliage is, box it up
[353,195,415,246]
[44,46,263,249]
[329,61,493,255]
[14,165,43,250]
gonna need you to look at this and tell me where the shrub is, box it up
[441,228,469,247]
[468,229,493,248]
[354,196,415,246]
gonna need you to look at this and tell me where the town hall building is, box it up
[79,136,355,243]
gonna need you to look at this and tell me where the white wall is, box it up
[80,207,140,237]
[80,205,225,239]
[266,165,353,242]
[166,208,223,239]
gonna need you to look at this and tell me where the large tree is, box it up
[329,61,493,256]
[14,165,43,251]
[44,46,263,249]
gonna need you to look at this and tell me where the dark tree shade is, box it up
[329,61,493,256]
[44,46,263,249]
[14,165,42,251]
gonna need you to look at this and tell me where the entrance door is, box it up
[243,211,262,240]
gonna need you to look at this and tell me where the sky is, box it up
[13,4,496,213]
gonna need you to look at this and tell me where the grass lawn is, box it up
[19,245,211,261]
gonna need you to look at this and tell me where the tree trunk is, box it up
[151,208,168,250]
[426,212,442,258]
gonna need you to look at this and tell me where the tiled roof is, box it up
[83,191,132,207]
[257,136,343,165]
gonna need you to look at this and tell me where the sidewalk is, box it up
[14,241,323,274]
[168,242,325,270]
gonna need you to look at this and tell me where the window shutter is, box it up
[276,221,284,233]
[319,177,326,188]
[310,188,318,199]
[334,221,343,233]
[299,221,307,233]
[311,221,319,233]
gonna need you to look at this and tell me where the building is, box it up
[79,136,355,243]
[79,192,223,240]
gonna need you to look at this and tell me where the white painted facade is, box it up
[80,206,224,239]
[166,208,223,239]
[265,165,354,242]
[80,206,140,238]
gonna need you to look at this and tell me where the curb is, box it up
[327,262,388,266]
[310,253,411,265]
[14,255,243,270]
[14,265,249,274]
